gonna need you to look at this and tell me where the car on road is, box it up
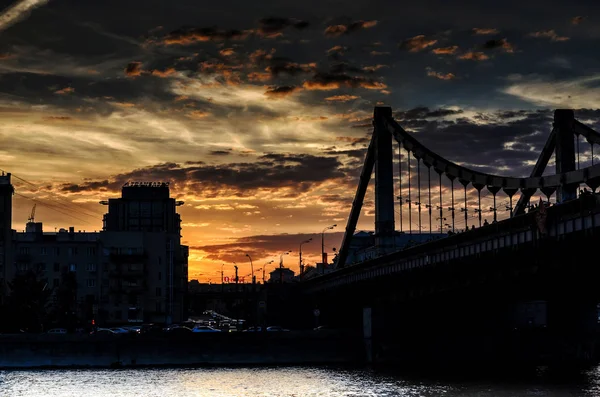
[192,326,221,333]
[47,328,67,334]
[266,326,290,332]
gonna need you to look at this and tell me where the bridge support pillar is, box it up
[554,109,577,203]
[374,106,395,254]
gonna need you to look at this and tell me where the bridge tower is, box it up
[336,106,600,269]
[373,107,396,254]
[554,109,577,202]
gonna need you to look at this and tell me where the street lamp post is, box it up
[321,224,337,272]
[279,251,291,283]
[220,264,225,284]
[263,260,273,283]
[245,253,254,285]
[299,238,312,275]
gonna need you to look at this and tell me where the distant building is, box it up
[269,267,295,283]
[100,181,188,325]
[345,231,446,264]
[0,176,188,326]
[0,173,14,303]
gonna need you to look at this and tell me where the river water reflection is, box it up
[2,366,600,396]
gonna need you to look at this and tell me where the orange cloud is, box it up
[336,136,370,145]
[219,48,235,56]
[432,45,458,55]
[248,48,275,64]
[324,20,377,37]
[112,102,136,108]
[151,67,176,77]
[528,30,569,42]
[327,45,346,55]
[458,51,489,61]
[370,50,390,56]
[303,81,340,91]
[158,28,252,45]
[571,16,584,25]
[325,95,359,102]
[303,74,387,91]
[472,28,499,35]
[247,72,271,82]
[426,68,456,80]
[187,110,210,119]
[399,35,438,52]
[54,87,74,95]
[362,64,387,72]
[43,116,73,121]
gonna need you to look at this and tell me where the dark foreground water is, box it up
[2,366,600,396]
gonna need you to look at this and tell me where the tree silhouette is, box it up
[6,270,52,333]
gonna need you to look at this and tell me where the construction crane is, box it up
[28,204,36,223]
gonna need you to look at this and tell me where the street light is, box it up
[279,251,291,268]
[220,263,225,284]
[263,260,274,283]
[245,253,254,284]
[279,251,291,283]
[299,237,312,275]
[321,224,337,266]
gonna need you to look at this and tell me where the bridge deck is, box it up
[304,194,600,292]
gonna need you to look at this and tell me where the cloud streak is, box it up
[0,0,49,32]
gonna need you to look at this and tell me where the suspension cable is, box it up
[407,149,412,235]
[398,146,403,233]
[417,157,421,234]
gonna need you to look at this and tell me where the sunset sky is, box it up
[1,0,599,281]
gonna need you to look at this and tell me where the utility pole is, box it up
[221,263,225,292]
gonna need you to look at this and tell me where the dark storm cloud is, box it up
[396,109,555,176]
[264,85,299,98]
[481,38,514,53]
[265,57,316,76]
[209,149,233,156]
[124,61,142,77]
[324,20,377,37]
[335,136,370,146]
[257,17,310,37]
[60,154,346,196]
[193,231,344,263]
[323,148,367,160]
[395,107,464,120]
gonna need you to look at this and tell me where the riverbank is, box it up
[0,331,362,369]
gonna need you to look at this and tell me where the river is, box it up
[1,366,600,396]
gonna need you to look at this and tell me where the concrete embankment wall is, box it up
[0,331,362,369]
